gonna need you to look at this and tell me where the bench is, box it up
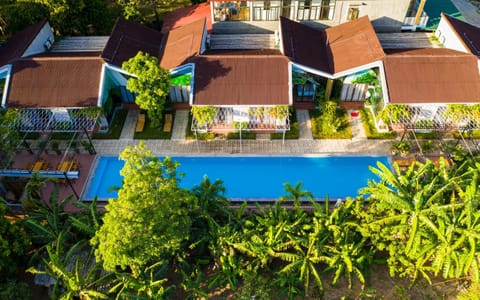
[136,113,145,132]
[163,113,172,132]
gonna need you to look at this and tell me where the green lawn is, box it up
[134,113,173,139]
[93,109,128,140]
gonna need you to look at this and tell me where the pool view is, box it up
[84,156,390,200]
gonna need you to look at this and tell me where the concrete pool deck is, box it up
[92,109,393,156]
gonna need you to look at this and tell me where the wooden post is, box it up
[324,78,334,101]
[414,0,427,26]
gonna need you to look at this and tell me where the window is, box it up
[304,0,311,9]
[347,7,359,20]
[264,0,271,10]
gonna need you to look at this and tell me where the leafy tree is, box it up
[92,142,194,277]
[40,0,113,36]
[0,202,30,277]
[122,52,171,128]
[0,2,49,39]
[114,0,163,26]
[0,109,20,168]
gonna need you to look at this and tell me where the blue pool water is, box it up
[84,156,389,200]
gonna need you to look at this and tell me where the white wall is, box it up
[22,22,54,57]
[333,0,411,32]
[435,16,470,53]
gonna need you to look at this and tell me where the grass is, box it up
[310,108,351,139]
[271,108,299,139]
[227,132,256,139]
[93,109,128,139]
[359,109,396,139]
[134,112,173,139]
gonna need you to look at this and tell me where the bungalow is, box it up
[2,6,479,137]
[435,13,480,57]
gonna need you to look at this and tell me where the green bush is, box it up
[359,109,396,139]
[310,106,351,139]
[227,132,256,139]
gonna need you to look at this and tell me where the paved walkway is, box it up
[119,110,139,139]
[451,0,480,27]
[297,110,313,140]
[171,110,188,140]
[93,109,392,156]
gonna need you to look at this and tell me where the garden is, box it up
[2,142,480,299]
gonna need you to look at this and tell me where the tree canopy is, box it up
[122,52,171,128]
[92,142,194,277]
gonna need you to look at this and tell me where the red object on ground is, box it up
[350,111,359,117]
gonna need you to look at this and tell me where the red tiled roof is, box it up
[101,18,163,67]
[159,18,206,69]
[441,13,480,57]
[384,48,480,104]
[280,16,384,74]
[162,3,212,34]
[8,53,103,108]
[0,19,47,67]
[192,54,290,106]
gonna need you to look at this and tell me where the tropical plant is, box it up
[377,104,411,124]
[266,106,289,120]
[110,261,174,299]
[360,159,473,283]
[28,237,112,299]
[191,106,218,129]
[123,52,171,128]
[279,182,313,208]
[22,179,73,251]
[392,141,411,156]
[319,101,343,134]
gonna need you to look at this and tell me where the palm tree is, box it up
[28,236,112,299]
[279,182,314,208]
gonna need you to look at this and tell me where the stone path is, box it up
[349,110,366,140]
[171,110,189,140]
[451,0,480,27]
[297,109,313,140]
[93,109,392,156]
[119,110,138,140]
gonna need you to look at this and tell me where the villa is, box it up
[0,3,479,137]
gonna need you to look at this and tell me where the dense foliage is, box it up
[2,143,480,298]
[123,52,171,128]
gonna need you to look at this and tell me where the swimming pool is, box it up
[84,156,390,200]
